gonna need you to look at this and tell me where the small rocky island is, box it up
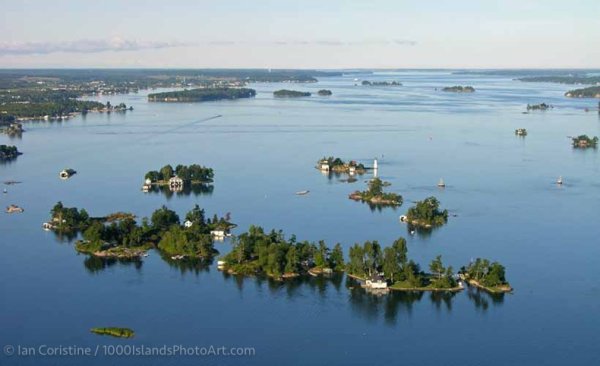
[571,135,598,149]
[459,258,512,293]
[91,327,135,338]
[442,85,475,93]
[361,80,402,86]
[317,156,366,174]
[144,164,214,192]
[1,123,24,136]
[515,128,527,136]
[148,88,256,102]
[317,89,333,96]
[349,177,402,207]
[0,145,22,161]
[565,86,600,98]
[45,203,233,260]
[273,89,311,98]
[527,103,552,111]
[401,196,448,228]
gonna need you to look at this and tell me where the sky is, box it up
[0,0,599,69]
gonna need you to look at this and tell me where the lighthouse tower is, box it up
[373,159,378,177]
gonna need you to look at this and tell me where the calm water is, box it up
[1,71,599,366]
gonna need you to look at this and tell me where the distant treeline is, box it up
[148,88,256,102]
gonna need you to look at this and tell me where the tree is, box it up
[329,243,345,271]
[151,205,180,231]
[284,246,300,274]
[185,205,205,226]
[382,247,401,283]
[159,165,174,181]
[364,240,381,277]
[429,255,445,280]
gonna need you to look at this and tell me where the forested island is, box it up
[515,128,527,136]
[144,164,214,186]
[565,86,600,98]
[571,135,598,149]
[317,89,333,96]
[0,123,23,136]
[46,203,233,260]
[361,80,402,86]
[0,145,22,161]
[347,239,461,291]
[148,88,256,102]
[442,86,475,93]
[219,226,344,279]
[273,89,311,98]
[526,103,552,111]
[402,197,448,228]
[317,156,366,174]
[349,177,402,207]
[518,76,600,85]
[459,258,512,293]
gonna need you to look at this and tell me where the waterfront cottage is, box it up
[169,176,184,191]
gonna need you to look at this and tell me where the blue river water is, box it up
[1,70,599,365]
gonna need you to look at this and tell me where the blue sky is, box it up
[1,0,598,68]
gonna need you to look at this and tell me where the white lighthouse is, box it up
[373,158,378,177]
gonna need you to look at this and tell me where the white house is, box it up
[169,176,184,191]
[365,274,388,289]
[184,220,193,228]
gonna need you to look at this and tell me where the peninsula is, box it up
[565,86,600,98]
[148,88,256,102]
[459,258,512,293]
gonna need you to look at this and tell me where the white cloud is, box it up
[0,37,190,55]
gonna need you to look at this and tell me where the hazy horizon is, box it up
[1,0,599,69]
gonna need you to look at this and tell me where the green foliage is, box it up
[0,145,22,161]
[145,164,214,183]
[571,135,598,148]
[273,89,311,97]
[565,86,600,98]
[406,196,448,227]
[151,205,180,231]
[148,88,256,102]
[157,225,216,258]
[91,327,134,338]
[350,177,402,205]
[223,226,341,278]
[462,258,509,288]
[442,86,475,92]
[50,201,91,231]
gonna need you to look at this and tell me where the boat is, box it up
[3,189,7,194]
[6,205,24,213]
[42,222,55,231]
[296,190,310,195]
[556,176,563,185]
[437,178,446,188]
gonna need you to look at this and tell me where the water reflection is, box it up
[146,184,214,199]
[220,271,344,296]
[466,285,505,311]
[83,255,143,274]
[161,253,212,276]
